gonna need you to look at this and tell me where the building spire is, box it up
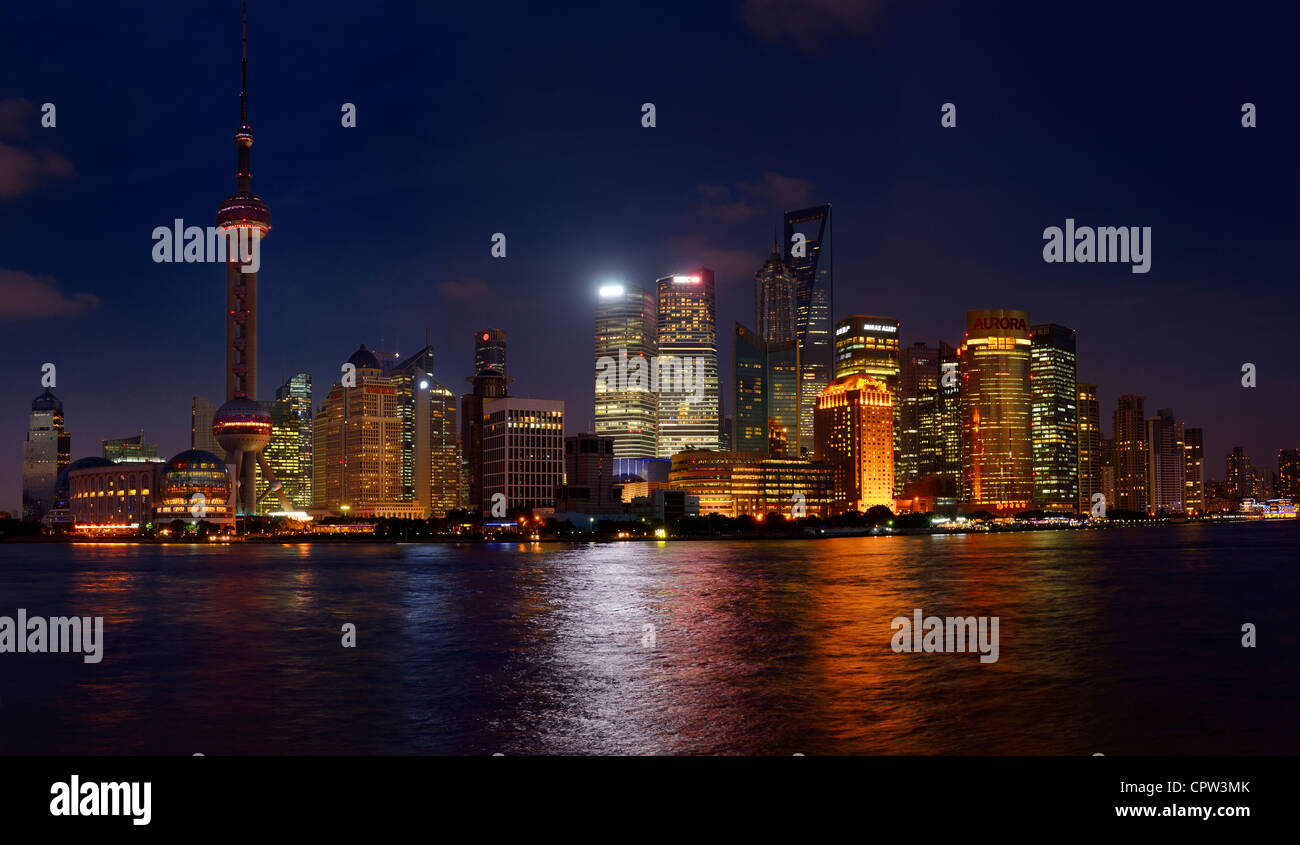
[240,2,248,127]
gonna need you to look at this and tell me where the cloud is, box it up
[0,98,74,198]
[0,98,36,141]
[438,277,491,300]
[691,171,816,226]
[0,269,100,320]
[741,0,894,53]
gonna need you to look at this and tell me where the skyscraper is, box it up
[937,341,961,482]
[259,373,313,512]
[1030,323,1078,512]
[784,205,833,456]
[1226,447,1251,502]
[835,315,902,492]
[814,374,894,513]
[1112,395,1149,513]
[102,435,159,463]
[191,397,224,456]
[754,234,796,344]
[1146,408,1184,515]
[1076,383,1102,513]
[655,269,719,456]
[314,345,404,511]
[959,310,1033,513]
[594,283,658,458]
[1277,449,1300,501]
[480,398,564,515]
[732,323,800,456]
[475,329,508,379]
[462,329,512,516]
[1182,426,1205,513]
[21,389,70,523]
[390,346,460,518]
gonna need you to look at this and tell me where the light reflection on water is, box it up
[1,523,1296,755]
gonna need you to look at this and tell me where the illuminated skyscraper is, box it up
[754,235,796,344]
[21,389,70,523]
[937,341,961,480]
[784,205,833,456]
[1030,323,1078,512]
[1277,448,1299,501]
[462,329,512,515]
[1225,447,1251,502]
[1146,408,1184,515]
[1112,395,1149,513]
[1076,383,1102,513]
[900,341,961,491]
[655,269,719,456]
[475,329,508,379]
[835,315,901,492]
[1182,426,1205,514]
[191,397,224,456]
[959,309,1033,513]
[313,345,404,511]
[814,374,894,513]
[390,346,460,517]
[480,398,564,515]
[594,283,658,458]
[257,373,312,512]
[732,324,800,456]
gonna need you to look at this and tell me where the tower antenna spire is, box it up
[240,1,249,127]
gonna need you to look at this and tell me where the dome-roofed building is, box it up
[65,457,165,533]
[155,449,235,528]
[347,344,382,372]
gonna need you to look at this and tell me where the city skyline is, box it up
[2,1,1297,513]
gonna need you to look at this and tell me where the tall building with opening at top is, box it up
[959,310,1033,513]
[594,283,658,458]
[1030,323,1078,512]
[784,205,833,456]
[655,268,719,456]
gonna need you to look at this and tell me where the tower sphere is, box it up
[213,396,272,454]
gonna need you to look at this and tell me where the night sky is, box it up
[1,0,1295,513]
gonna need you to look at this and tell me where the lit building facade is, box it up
[390,347,460,518]
[959,310,1033,513]
[191,396,225,456]
[257,372,313,513]
[22,388,71,523]
[1112,395,1149,513]
[732,323,799,456]
[594,283,658,458]
[1147,408,1184,514]
[480,397,564,515]
[655,269,719,456]
[754,236,796,344]
[152,449,235,528]
[668,450,833,518]
[814,374,894,513]
[1030,323,1078,512]
[103,435,158,463]
[313,345,404,512]
[1226,447,1251,502]
[461,329,512,516]
[784,204,833,456]
[834,315,901,492]
[1277,449,1300,501]
[1076,383,1102,513]
[1182,426,1205,513]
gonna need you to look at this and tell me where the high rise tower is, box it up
[21,389,70,523]
[959,309,1033,513]
[594,284,658,458]
[1030,323,1078,512]
[655,269,719,456]
[784,205,833,456]
[212,4,287,517]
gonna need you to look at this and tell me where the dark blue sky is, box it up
[1,0,1296,512]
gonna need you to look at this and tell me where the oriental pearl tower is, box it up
[212,3,289,517]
